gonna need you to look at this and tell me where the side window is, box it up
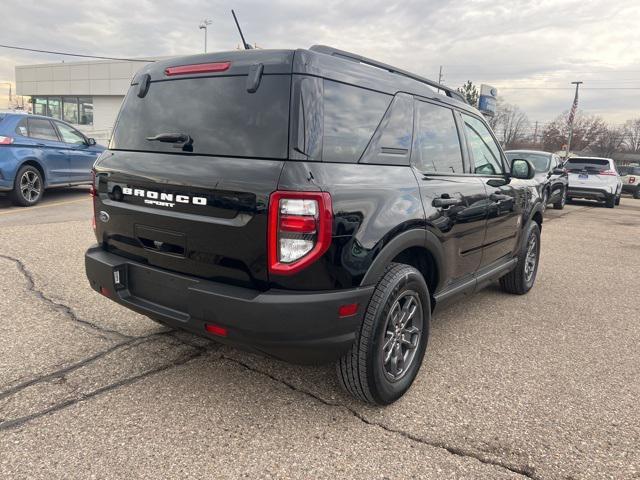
[55,121,86,145]
[27,118,59,142]
[323,80,391,163]
[412,101,464,173]
[462,114,504,175]
[360,93,413,166]
[14,119,28,137]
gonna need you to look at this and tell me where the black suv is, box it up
[85,46,542,405]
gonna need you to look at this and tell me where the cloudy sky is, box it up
[1,0,639,129]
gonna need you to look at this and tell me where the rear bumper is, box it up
[621,184,638,193]
[567,187,613,201]
[85,245,373,364]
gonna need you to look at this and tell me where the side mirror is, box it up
[86,137,96,146]
[511,158,535,180]
[552,168,565,175]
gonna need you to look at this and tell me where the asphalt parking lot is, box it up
[0,189,638,479]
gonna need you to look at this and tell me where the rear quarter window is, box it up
[322,80,391,163]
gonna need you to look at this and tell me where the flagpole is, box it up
[564,81,583,161]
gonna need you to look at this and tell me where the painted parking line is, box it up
[0,198,88,215]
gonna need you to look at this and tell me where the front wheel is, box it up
[9,165,44,207]
[605,195,615,208]
[615,194,621,206]
[500,222,541,295]
[337,263,430,405]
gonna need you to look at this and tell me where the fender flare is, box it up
[360,228,445,291]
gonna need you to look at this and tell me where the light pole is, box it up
[199,18,212,53]
[564,81,583,160]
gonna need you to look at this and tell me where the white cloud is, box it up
[1,0,638,122]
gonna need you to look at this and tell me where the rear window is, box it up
[111,75,290,159]
[566,158,610,172]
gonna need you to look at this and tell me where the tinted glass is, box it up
[323,80,391,163]
[565,158,610,171]
[505,152,550,172]
[47,97,62,119]
[361,93,413,166]
[56,121,86,145]
[33,98,47,116]
[413,101,463,173]
[15,118,28,136]
[79,97,93,125]
[463,114,503,175]
[28,118,59,141]
[111,75,290,158]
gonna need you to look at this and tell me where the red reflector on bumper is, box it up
[338,303,358,318]
[205,324,228,337]
[100,287,111,297]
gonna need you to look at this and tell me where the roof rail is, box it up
[309,45,467,104]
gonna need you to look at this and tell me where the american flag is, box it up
[568,87,579,125]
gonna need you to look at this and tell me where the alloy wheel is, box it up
[381,291,423,382]
[20,170,41,203]
[524,234,538,283]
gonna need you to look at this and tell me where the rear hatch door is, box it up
[94,50,293,289]
[566,158,614,189]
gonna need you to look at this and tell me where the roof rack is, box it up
[309,45,467,104]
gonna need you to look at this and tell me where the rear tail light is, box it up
[0,136,14,145]
[268,191,333,275]
[598,169,617,176]
[630,176,636,184]
[165,61,231,76]
[90,170,97,231]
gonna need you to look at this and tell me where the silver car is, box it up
[566,157,622,208]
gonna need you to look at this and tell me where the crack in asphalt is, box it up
[0,254,131,341]
[219,354,540,480]
[0,342,215,431]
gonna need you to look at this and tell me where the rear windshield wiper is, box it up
[146,133,193,152]
[146,133,191,144]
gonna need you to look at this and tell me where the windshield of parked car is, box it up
[506,152,550,172]
[565,158,610,172]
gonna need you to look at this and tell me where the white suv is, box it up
[566,157,622,208]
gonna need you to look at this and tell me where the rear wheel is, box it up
[615,193,621,206]
[9,165,44,207]
[634,188,640,200]
[605,195,615,208]
[337,263,430,405]
[500,222,540,295]
[553,188,567,210]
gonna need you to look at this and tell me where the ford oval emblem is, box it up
[98,211,110,223]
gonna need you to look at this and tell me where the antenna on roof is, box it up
[231,10,252,50]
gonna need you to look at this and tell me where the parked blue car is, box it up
[0,113,105,206]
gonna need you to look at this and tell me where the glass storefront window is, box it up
[63,97,79,124]
[78,97,93,125]
[33,97,47,116]
[47,97,62,119]
[31,96,93,125]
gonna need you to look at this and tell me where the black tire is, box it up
[499,222,540,295]
[337,263,430,405]
[553,188,567,210]
[615,194,621,206]
[634,188,640,200]
[9,165,44,207]
[605,195,615,208]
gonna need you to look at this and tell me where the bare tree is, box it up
[488,99,529,149]
[542,111,607,153]
[623,118,640,153]
[590,126,626,158]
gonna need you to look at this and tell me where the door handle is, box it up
[490,193,511,202]
[433,197,462,208]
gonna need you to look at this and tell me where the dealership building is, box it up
[15,58,155,143]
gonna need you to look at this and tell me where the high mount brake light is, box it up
[164,61,231,76]
[268,191,333,275]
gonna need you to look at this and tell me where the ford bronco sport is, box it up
[85,46,543,405]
